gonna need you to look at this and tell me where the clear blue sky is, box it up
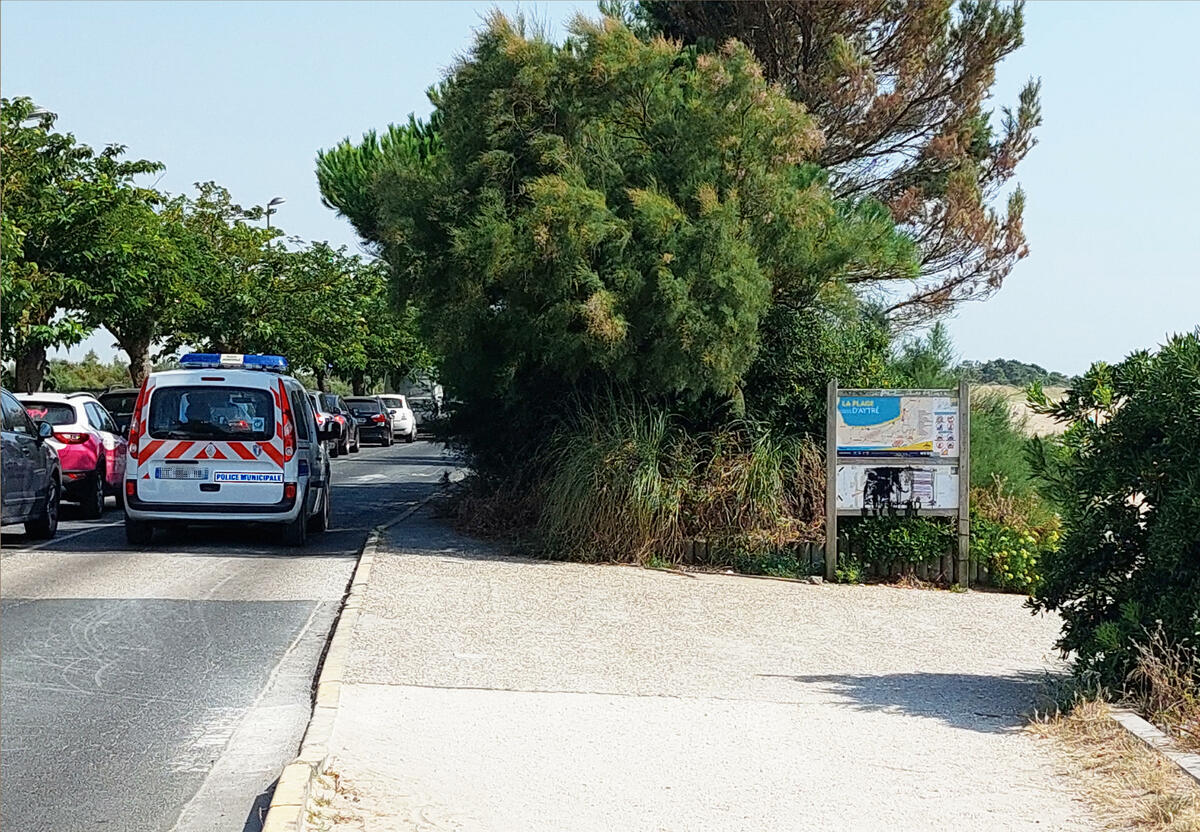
[3,1,1197,374]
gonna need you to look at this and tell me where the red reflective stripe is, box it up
[165,442,194,460]
[140,439,165,461]
[229,442,256,460]
[210,446,228,460]
[261,442,285,467]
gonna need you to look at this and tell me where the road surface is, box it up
[0,439,455,832]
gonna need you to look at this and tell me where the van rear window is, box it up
[148,386,275,441]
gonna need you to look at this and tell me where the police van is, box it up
[122,353,333,546]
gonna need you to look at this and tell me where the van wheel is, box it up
[283,497,308,546]
[308,486,330,533]
[25,478,60,539]
[125,516,154,545]
[80,467,105,519]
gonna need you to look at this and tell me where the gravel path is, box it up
[315,510,1096,831]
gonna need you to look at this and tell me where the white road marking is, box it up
[341,472,390,485]
[10,521,123,551]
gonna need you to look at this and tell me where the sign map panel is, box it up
[835,395,959,458]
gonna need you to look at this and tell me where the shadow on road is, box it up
[768,670,1055,734]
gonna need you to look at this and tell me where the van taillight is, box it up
[125,480,136,497]
[284,482,297,500]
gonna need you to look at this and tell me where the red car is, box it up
[18,392,128,518]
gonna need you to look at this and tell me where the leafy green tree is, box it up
[83,195,215,384]
[1029,332,1200,688]
[631,0,1042,325]
[319,13,916,465]
[44,351,133,392]
[171,182,277,354]
[888,321,960,388]
[1,97,161,391]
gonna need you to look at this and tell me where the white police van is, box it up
[122,353,333,546]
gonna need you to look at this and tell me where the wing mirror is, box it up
[36,420,53,441]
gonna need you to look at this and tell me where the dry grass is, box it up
[1031,699,1200,831]
[304,763,364,832]
[1131,632,1200,754]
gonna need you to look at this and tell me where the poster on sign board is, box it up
[835,394,959,458]
[835,463,960,512]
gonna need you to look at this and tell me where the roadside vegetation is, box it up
[0,98,432,393]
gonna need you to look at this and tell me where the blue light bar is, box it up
[179,353,289,373]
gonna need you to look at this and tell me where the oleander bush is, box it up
[1029,331,1200,690]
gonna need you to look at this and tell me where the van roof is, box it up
[149,368,300,388]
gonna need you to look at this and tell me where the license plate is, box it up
[155,466,210,480]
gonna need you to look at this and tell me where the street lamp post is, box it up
[265,196,286,232]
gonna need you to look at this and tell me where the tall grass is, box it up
[533,393,823,563]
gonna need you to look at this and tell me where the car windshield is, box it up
[319,393,340,411]
[346,399,382,415]
[98,393,137,415]
[148,386,275,440]
[22,401,77,426]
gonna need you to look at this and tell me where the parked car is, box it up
[307,392,341,457]
[1,388,61,538]
[97,387,139,436]
[345,396,394,446]
[378,394,417,443]
[17,392,128,518]
[317,392,359,455]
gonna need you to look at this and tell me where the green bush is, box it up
[1029,331,1200,689]
[850,515,954,566]
[970,514,1054,593]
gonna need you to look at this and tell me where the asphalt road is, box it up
[0,438,456,832]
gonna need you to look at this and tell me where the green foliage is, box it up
[969,391,1039,498]
[635,0,1042,324]
[960,358,1071,386]
[851,515,954,566]
[531,391,824,563]
[970,513,1053,593]
[888,322,960,388]
[319,12,916,478]
[1,96,162,391]
[43,352,132,392]
[1029,331,1200,689]
[743,296,891,435]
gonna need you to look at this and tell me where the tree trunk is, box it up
[119,335,153,386]
[14,345,48,393]
[315,367,329,393]
[352,369,366,396]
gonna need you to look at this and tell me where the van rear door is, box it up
[134,383,287,506]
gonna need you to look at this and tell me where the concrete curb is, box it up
[1109,707,1200,787]
[260,494,435,832]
